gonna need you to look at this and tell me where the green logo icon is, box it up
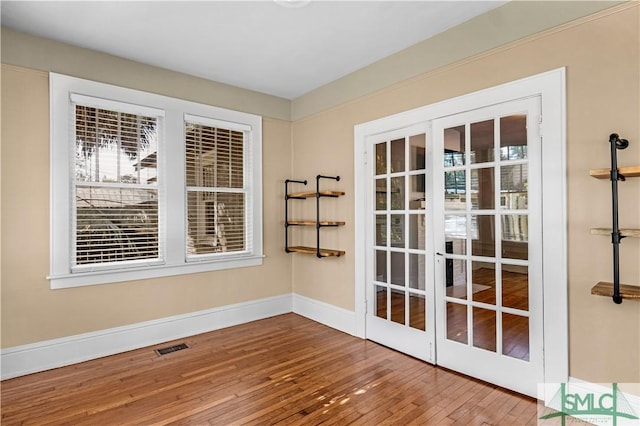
[540,383,639,425]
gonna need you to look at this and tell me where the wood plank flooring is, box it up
[2,313,543,425]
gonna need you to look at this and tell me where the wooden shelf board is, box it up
[287,190,345,198]
[286,246,345,257]
[590,228,640,238]
[589,166,640,179]
[591,282,640,300]
[288,220,346,226]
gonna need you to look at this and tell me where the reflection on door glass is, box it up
[375,215,387,247]
[471,167,495,210]
[500,115,528,161]
[502,215,528,260]
[445,259,467,300]
[409,134,426,171]
[470,119,494,163]
[444,125,465,166]
[375,178,387,210]
[502,266,529,311]
[375,142,387,175]
[376,250,387,282]
[390,289,406,325]
[472,262,496,305]
[390,251,405,286]
[446,302,468,344]
[445,215,467,255]
[409,293,426,331]
[471,215,495,258]
[390,215,405,248]
[375,285,387,319]
[410,175,425,209]
[391,138,405,172]
[408,214,424,250]
[503,313,529,361]
[473,307,496,352]
[501,164,528,209]
[390,177,405,210]
[444,170,466,210]
[409,253,425,290]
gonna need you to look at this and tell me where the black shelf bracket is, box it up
[608,133,629,304]
[284,179,307,253]
[316,175,340,258]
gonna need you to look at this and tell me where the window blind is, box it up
[73,104,161,267]
[185,120,248,257]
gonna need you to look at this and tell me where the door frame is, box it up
[354,68,567,392]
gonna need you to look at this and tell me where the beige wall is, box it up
[1,64,293,347]
[291,4,640,383]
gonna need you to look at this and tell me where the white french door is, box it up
[358,69,567,399]
[365,123,435,363]
[432,97,543,397]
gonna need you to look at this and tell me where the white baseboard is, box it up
[1,294,292,380]
[292,293,357,336]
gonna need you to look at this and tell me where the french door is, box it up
[364,97,544,397]
[365,123,434,363]
[433,97,543,397]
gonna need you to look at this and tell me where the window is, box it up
[50,74,262,288]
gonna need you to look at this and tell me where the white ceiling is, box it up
[1,1,507,99]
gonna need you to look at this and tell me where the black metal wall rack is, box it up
[589,133,640,303]
[284,175,345,258]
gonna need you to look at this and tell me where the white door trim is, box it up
[354,67,567,391]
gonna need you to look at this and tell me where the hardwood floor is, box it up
[1,313,542,425]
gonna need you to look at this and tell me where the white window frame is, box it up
[49,73,263,289]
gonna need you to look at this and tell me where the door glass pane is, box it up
[390,138,405,173]
[503,313,529,361]
[375,215,387,247]
[471,215,495,258]
[502,215,528,260]
[446,302,468,344]
[444,170,466,210]
[472,262,496,305]
[409,293,426,331]
[502,266,529,311]
[409,253,425,290]
[375,285,387,319]
[444,125,465,166]
[390,251,405,286]
[408,214,424,250]
[375,178,387,210]
[445,215,467,255]
[375,142,387,175]
[470,119,494,163]
[446,259,467,300]
[390,289,405,325]
[390,177,405,210]
[409,134,426,171]
[471,167,494,210]
[409,175,425,209]
[501,164,528,209]
[390,215,405,248]
[375,250,387,282]
[473,307,496,352]
[500,115,528,161]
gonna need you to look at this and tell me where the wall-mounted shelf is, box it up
[589,166,640,179]
[285,176,345,258]
[589,133,639,303]
[590,228,640,238]
[591,282,640,300]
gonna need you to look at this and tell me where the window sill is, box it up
[48,255,264,289]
